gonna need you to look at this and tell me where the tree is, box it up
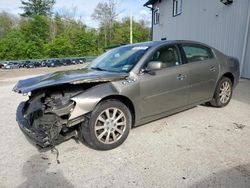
[92,0,119,46]
[0,3,150,61]
[0,12,19,38]
[44,35,72,58]
[19,15,50,58]
[0,29,29,60]
[111,17,150,45]
[20,15,50,42]
[20,0,55,17]
[71,29,100,56]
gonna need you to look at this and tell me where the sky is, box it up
[0,0,151,28]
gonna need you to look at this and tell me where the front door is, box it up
[139,45,189,118]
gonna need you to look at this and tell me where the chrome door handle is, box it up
[209,66,216,72]
[177,74,186,80]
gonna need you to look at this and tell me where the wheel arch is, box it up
[70,82,137,126]
[222,72,234,86]
[98,95,136,127]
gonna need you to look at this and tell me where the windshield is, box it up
[90,45,149,72]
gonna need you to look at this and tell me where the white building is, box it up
[144,0,250,78]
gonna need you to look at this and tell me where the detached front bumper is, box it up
[16,102,51,147]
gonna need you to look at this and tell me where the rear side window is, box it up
[182,44,214,63]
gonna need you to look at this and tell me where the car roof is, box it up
[122,40,213,49]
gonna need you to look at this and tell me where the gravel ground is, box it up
[0,68,249,188]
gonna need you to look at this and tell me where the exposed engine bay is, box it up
[14,68,129,149]
[21,84,97,147]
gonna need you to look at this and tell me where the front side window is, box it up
[173,0,182,17]
[182,44,214,63]
[153,8,160,25]
[148,46,180,69]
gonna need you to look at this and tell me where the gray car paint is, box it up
[14,40,240,127]
[74,41,238,126]
[139,62,189,118]
[13,68,129,93]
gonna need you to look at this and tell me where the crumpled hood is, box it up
[13,68,128,94]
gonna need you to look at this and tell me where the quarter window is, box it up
[173,0,182,17]
[182,45,214,63]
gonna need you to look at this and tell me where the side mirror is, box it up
[146,61,162,72]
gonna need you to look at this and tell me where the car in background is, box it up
[26,61,41,68]
[0,62,7,68]
[40,60,48,67]
[36,61,42,67]
[62,59,72,66]
[26,62,35,68]
[47,59,63,67]
[71,58,78,64]
[19,61,30,68]
[79,58,86,64]
[2,62,8,68]
[4,62,20,69]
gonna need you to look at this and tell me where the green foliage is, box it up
[19,15,50,58]
[20,15,50,42]
[44,35,72,58]
[20,0,55,17]
[71,29,100,56]
[0,29,27,60]
[111,17,151,45]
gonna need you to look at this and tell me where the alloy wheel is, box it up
[219,81,232,104]
[94,107,127,144]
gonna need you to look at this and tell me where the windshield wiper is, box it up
[91,67,107,71]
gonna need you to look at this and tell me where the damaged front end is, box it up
[14,69,128,147]
[17,86,85,147]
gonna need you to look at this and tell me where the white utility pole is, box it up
[130,12,133,44]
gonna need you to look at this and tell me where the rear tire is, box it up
[210,77,233,107]
[80,99,132,150]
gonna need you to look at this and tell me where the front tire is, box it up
[210,77,233,107]
[80,99,132,150]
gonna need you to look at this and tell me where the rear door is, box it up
[139,45,189,118]
[180,44,219,104]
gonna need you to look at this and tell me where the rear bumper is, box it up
[16,103,51,147]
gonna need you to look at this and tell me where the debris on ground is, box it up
[233,123,246,130]
[51,147,60,164]
[177,144,182,148]
[41,154,49,160]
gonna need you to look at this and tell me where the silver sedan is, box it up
[14,40,240,150]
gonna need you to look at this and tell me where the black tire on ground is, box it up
[210,77,233,107]
[80,99,132,150]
